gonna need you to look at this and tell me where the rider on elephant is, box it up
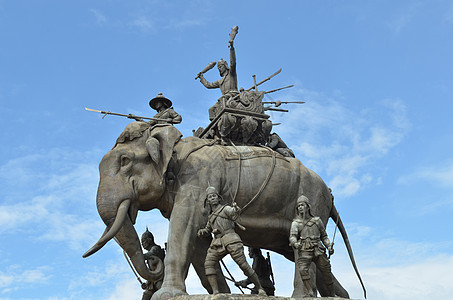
[289,195,335,297]
[197,39,239,121]
[128,92,182,125]
[197,186,266,296]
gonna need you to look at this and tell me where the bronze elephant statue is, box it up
[83,122,364,299]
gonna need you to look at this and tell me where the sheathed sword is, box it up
[329,211,339,259]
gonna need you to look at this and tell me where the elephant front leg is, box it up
[151,200,199,300]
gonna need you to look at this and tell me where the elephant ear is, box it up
[146,137,160,164]
[146,125,182,182]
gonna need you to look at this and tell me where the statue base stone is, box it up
[172,294,352,300]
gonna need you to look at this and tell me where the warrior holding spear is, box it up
[85,92,182,126]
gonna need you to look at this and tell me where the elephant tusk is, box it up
[83,199,131,258]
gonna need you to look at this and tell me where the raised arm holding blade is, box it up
[196,26,240,120]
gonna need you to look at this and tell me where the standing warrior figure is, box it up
[129,92,182,125]
[289,195,335,297]
[140,228,166,300]
[235,247,275,296]
[197,186,266,296]
[197,26,239,120]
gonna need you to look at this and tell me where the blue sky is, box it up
[1,0,453,299]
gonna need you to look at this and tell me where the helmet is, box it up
[217,58,229,69]
[296,195,310,206]
[204,186,223,208]
[141,227,155,245]
[249,247,262,256]
[296,195,314,217]
[206,186,218,196]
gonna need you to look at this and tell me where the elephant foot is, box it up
[151,287,186,300]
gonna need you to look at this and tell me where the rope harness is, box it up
[176,138,277,213]
[229,141,277,214]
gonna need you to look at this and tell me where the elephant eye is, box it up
[120,155,131,167]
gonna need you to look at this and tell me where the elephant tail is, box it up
[330,204,367,299]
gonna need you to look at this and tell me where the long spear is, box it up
[246,68,282,91]
[85,107,174,123]
[262,100,305,107]
[220,259,244,294]
[114,237,144,285]
[264,84,294,94]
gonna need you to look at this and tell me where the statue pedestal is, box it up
[171,294,354,300]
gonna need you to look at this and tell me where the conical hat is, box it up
[149,92,173,110]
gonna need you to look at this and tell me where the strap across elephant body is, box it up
[228,143,277,213]
[171,136,278,214]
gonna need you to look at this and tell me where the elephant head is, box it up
[83,122,182,282]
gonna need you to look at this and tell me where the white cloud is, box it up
[168,18,205,29]
[398,162,453,189]
[0,148,103,250]
[89,9,107,25]
[0,266,50,293]
[130,16,155,32]
[71,259,129,289]
[386,2,423,34]
[337,254,453,300]
[107,277,142,300]
[0,274,13,289]
[414,197,453,216]
[281,91,410,198]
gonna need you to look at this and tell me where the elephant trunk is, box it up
[83,197,163,282]
[115,208,163,282]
